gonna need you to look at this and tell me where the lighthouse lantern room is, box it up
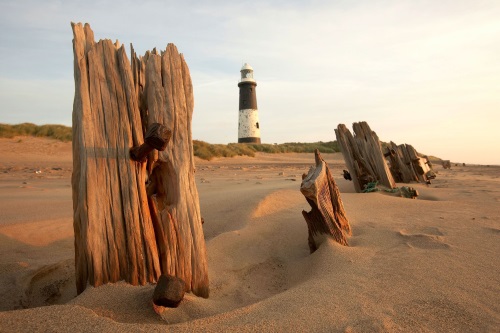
[238,63,261,143]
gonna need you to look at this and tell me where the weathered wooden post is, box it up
[335,122,396,193]
[133,42,209,298]
[300,150,351,252]
[386,142,419,183]
[404,144,435,184]
[387,143,435,185]
[71,22,209,298]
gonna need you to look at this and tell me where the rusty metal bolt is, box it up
[130,123,172,163]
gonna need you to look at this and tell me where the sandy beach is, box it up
[0,136,499,332]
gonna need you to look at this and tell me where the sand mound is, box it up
[252,189,304,218]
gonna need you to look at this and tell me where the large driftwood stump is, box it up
[71,22,208,298]
[335,122,396,193]
[300,150,351,252]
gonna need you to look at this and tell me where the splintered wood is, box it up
[335,122,396,193]
[71,22,208,297]
[300,150,351,252]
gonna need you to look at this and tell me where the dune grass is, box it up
[193,140,339,160]
[2,123,439,162]
[1,123,341,160]
[0,123,72,142]
[1,123,439,162]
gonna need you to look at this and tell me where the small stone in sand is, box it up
[153,275,185,308]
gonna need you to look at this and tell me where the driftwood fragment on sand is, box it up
[300,150,351,252]
[71,22,208,298]
[335,122,396,193]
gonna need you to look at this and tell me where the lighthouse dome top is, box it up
[241,63,253,71]
[240,63,256,83]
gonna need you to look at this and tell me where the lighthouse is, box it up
[238,63,261,143]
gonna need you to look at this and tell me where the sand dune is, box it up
[0,137,499,332]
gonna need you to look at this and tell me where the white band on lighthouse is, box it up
[238,109,260,139]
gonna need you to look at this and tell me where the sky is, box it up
[0,0,499,164]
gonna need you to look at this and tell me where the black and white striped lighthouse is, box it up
[238,63,261,143]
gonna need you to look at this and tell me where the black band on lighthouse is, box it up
[238,137,261,143]
[238,81,258,110]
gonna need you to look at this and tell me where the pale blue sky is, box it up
[0,0,499,164]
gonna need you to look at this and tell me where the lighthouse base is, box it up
[238,137,261,144]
